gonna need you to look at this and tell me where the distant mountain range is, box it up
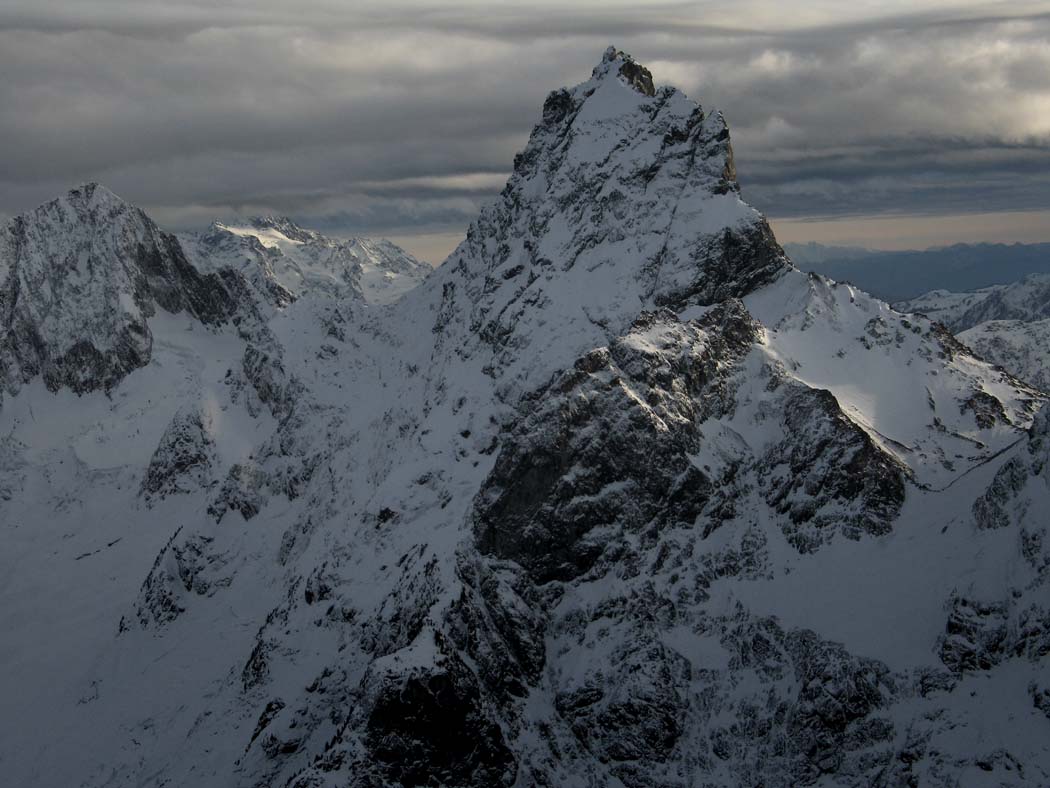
[183,214,431,306]
[785,241,1050,302]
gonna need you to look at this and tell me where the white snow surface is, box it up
[747,272,1037,488]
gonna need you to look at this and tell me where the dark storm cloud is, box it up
[1,1,1048,259]
[740,139,1050,217]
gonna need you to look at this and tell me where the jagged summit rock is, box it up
[247,214,320,243]
[593,45,656,96]
[434,45,781,395]
[0,182,429,401]
[63,181,122,209]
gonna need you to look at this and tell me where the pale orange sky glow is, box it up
[391,210,1050,266]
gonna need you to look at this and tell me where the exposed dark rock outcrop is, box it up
[131,529,233,629]
[760,384,907,552]
[938,595,1010,673]
[208,462,269,522]
[973,404,1050,532]
[474,302,760,582]
[140,406,216,503]
[447,557,548,700]
[555,637,691,767]
[361,656,516,788]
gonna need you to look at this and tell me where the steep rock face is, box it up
[554,635,692,766]
[3,49,1050,788]
[185,222,297,308]
[473,298,909,579]
[356,650,517,788]
[446,556,548,701]
[938,594,1011,673]
[475,302,760,582]
[758,382,906,552]
[0,183,234,395]
[927,407,1050,712]
[132,529,235,629]
[972,404,1050,570]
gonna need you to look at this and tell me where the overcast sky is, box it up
[2,0,1049,261]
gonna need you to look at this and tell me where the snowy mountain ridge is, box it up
[896,273,1050,395]
[1,48,1049,788]
[896,272,1050,333]
[956,318,1050,393]
[182,214,431,306]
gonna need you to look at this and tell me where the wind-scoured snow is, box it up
[748,272,1037,488]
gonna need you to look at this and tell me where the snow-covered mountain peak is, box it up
[429,48,783,396]
[213,216,319,252]
[0,183,236,397]
[21,182,144,240]
[245,214,320,245]
[61,181,127,211]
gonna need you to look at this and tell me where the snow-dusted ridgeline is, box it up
[1,48,1048,788]
[897,272,1050,333]
[898,273,1050,393]
[181,215,431,306]
[956,318,1050,393]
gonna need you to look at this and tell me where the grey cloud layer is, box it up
[1,1,1048,256]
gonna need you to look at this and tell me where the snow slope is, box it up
[1,47,1048,788]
